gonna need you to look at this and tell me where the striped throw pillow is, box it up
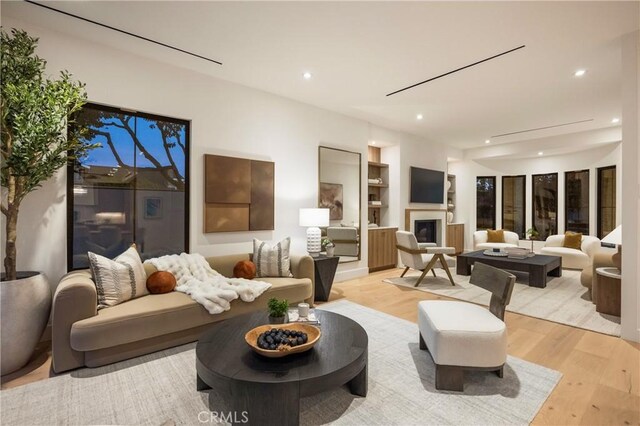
[88,245,148,309]
[253,237,293,278]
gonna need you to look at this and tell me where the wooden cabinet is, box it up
[446,223,464,255]
[368,227,398,271]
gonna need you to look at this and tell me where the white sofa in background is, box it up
[539,234,600,270]
[473,230,520,250]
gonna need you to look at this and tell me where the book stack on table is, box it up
[505,247,532,259]
[288,308,321,326]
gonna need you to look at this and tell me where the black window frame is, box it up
[476,176,497,230]
[501,175,526,238]
[531,172,559,240]
[597,165,617,239]
[66,102,190,271]
[564,169,590,234]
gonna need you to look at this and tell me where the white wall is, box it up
[0,15,450,286]
[449,143,622,250]
[620,30,639,342]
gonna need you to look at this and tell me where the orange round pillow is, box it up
[233,260,256,279]
[146,271,176,294]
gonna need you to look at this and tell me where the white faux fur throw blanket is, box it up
[145,253,271,314]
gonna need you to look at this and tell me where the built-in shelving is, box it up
[367,147,389,226]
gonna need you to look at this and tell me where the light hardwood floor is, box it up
[2,268,639,425]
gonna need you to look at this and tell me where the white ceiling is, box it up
[3,1,638,150]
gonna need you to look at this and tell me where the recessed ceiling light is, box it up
[303,72,312,80]
[485,139,491,144]
[611,117,620,124]
[538,151,544,156]
[371,141,376,145]
[416,114,423,120]
[574,69,587,77]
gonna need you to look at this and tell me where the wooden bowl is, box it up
[245,323,321,358]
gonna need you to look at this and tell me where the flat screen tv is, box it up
[410,167,445,203]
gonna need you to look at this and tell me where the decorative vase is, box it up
[268,314,288,324]
[446,212,454,223]
[0,272,51,375]
[326,246,335,257]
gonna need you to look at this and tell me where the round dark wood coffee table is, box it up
[196,310,368,426]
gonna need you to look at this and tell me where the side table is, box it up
[313,254,339,302]
[594,267,621,316]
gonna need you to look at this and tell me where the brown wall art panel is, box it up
[204,154,274,232]
[250,160,275,230]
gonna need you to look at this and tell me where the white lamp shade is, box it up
[299,208,330,227]
[601,225,622,246]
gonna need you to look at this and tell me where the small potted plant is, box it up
[267,297,289,324]
[526,228,540,254]
[322,237,335,257]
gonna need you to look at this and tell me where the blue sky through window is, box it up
[81,115,186,177]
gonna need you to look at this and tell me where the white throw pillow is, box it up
[253,237,293,278]
[88,245,148,309]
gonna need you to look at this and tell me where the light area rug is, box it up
[383,267,621,336]
[0,300,561,426]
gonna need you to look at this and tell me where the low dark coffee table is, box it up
[196,310,368,426]
[457,250,562,288]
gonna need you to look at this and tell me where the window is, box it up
[532,173,558,240]
[502,175,526,238]
[68,103,189,270]
[597,166,616,238]
[565,170,589,234]
[476,176,496,230]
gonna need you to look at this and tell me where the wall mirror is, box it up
[318,146,362,262]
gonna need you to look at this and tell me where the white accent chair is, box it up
[473,230,520,250]
[395,231,456,287]
[539,234,600,270]
[418,262,516,391]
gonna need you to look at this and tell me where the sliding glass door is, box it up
[476,176,496,230]
[565,170,589,234]
[68,103,190,269]
[532,173,558,240]
[597,166,616,238]
[502,175,526,238]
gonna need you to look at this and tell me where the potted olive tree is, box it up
[1,28,96,375]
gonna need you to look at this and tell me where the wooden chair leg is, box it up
[438,255,456,286]
[415,256,439,287]
[435,364,464,391]
[431,269,437,277]
[400,267,410,278]
[495,366,504,378]
[414,268,429,287]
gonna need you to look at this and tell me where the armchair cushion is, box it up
[487,229,505,243]
[563,231,583,250]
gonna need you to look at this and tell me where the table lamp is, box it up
[601,225,622,271]
[299,208,330,254]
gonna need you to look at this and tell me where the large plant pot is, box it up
[0,272,51,376]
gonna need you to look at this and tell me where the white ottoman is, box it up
[418,300,508,391]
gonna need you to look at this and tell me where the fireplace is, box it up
[415,220,438,244]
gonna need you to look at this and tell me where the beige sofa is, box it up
[52,253,314,373]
